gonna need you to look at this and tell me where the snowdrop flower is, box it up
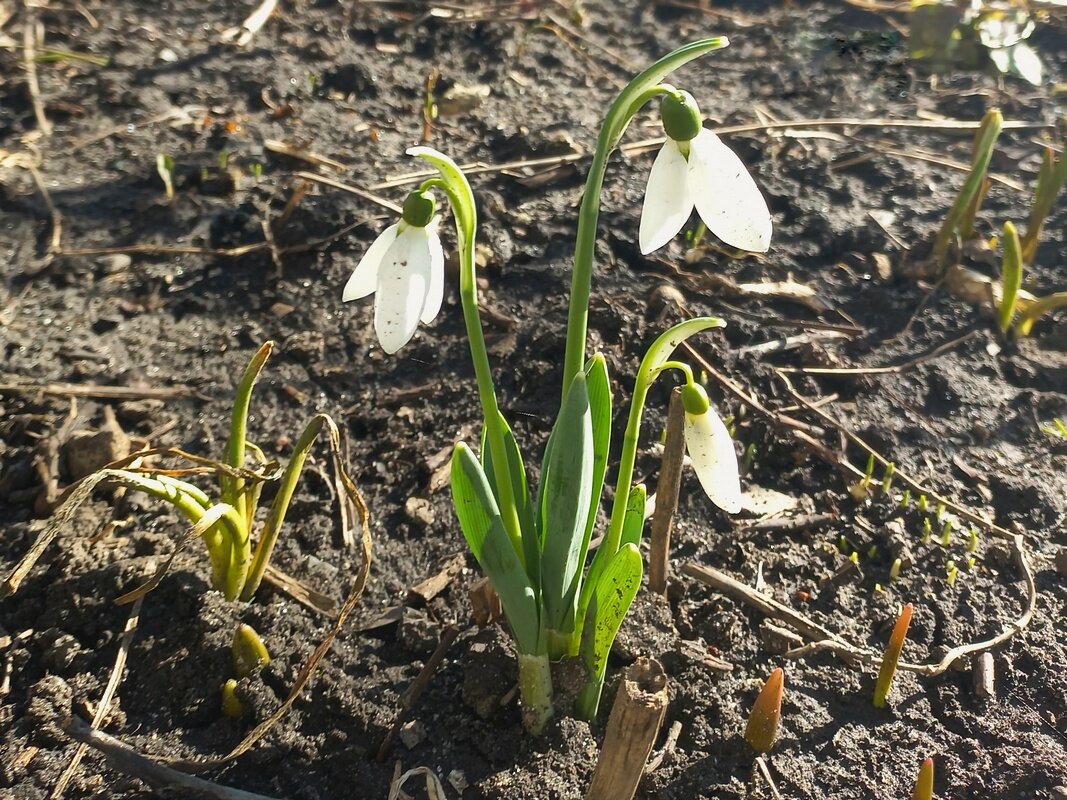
[681,382,743,513]
[342,189,445,354]
[640,90,772,255]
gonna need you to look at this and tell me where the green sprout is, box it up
[900,488,912,507]
[57,343,355,603]
[947,561,959,586]
[889,558,902,581]
[232,624,271,679]
[1021,145,1067,264]
[340,39,772,734]
[921,517,932,544]
[940,517,954,546]
[998,221,1024,334]
[1041,418,1067,440]
[932,108,1002,270]
[917,494,928,513]
[221,624,270,719]
[881,462,896,493]
[968,525,979,553]
[156,153,175,201]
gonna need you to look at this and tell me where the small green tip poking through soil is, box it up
[744,667,784,753]
[913,757,935,800]
[232,624,271,680]
[221,679,245,719]
[873,603,914,708]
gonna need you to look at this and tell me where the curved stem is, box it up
[1016,291,1067,337]
[561,37,730,401]
[409,149,525,565]
[650,360,694,385]
[222,341,274,527]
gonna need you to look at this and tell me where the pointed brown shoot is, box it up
[745,667,784,753]
[232,623,271,679]
[913,757,934,800]
[873,603,913,708]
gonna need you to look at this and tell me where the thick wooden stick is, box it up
[649,389,685,595]
[585,659,668,800]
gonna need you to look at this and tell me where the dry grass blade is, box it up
[23,7,51,135]
[0,382,196,401]
[220,0,278,47]
[387,765,449,800]
[2,470,110,598]
[261,564,337,617]
[62,717,282,800]
[51,591,146,798]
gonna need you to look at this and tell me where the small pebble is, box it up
[405,497,435,528]
[398,719,426,749]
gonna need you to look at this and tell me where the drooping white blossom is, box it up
[342,218,444,354]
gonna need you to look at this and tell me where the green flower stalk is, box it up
[342,39,770,734]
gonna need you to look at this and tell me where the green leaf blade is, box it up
[539,373,594,634]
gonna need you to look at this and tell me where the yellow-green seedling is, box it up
[918,494,929,513]
[849,453,877,502]
[232,624,271,679]
[932,109,1002,270]
[881,462,896,493]
[947,561,959,586]
[889,558,903,581]
[998,221,1024,334]
[156,153,175,201]
[921,517,932,544]
[340,39,771,734]
[1021,145,1067,264]
[1042,418,1067,440]
[900,488,912,507]
[744,667,784,753]
[940,518,954,547]
[913,757,935,800]
[873,602,914,708]
[58,342,354,603]
[221,679,244,718]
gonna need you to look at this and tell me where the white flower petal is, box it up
[684,409,743,514]
[373,226,432,354]
[639,139,694,255]
[343,223,399,302]
[420,220,445,325]
[687,129,772,253]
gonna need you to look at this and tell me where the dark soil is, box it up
[2,1,1066,798]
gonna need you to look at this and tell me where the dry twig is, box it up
[51,592,146,798]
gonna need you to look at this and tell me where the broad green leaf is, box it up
[644,317,725,377]
[620,483,647,550]
[539,372,594,633]
[582,354,612,550]
[451,442,541,654]
[481,413,537,581]
[579,544,642,682]
[481,514,542,655]
[450,442,498,561]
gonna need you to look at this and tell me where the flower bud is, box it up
[402,189,436,228]
[661,90,703,142]
[680,382,710,415]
